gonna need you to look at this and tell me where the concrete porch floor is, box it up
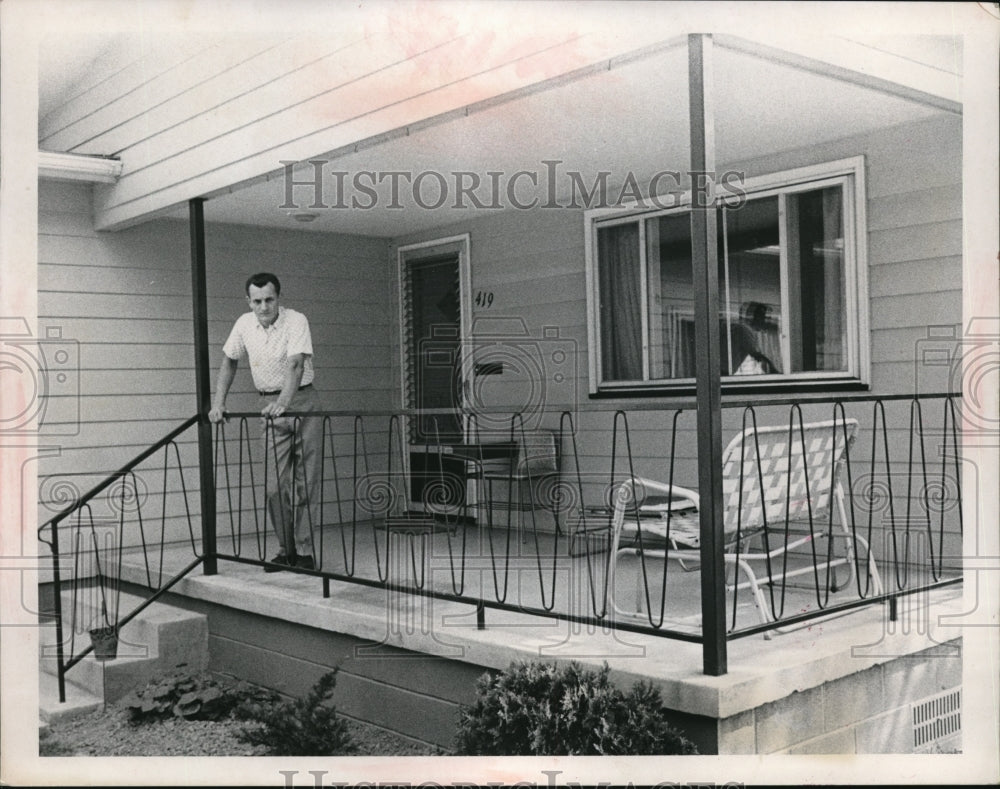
[155,519,887,637]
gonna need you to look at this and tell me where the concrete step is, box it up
[39,590,208,705]
[39,669,104,724]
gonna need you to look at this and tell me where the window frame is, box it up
[584,156,870,395]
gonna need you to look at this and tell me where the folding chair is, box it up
[607,418,883,629]
[478,429,561,539]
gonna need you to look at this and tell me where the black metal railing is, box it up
[211,392,962,641]
[40,392,963,695]
[597,394,963,638]
[38,415,205,703]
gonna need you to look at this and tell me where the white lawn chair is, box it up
[607,418,883,630]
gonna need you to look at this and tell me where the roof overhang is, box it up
[34,3,971,235]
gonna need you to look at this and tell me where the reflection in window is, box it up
[590,165,859,390]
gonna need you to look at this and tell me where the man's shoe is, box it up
[264,554,294,573]
[296,555,316,571]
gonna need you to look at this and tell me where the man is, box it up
[208,272,321,571]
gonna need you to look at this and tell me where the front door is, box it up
[405,253,464,443]
[398,236,472,510]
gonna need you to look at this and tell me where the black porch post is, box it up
[190,197,217,574]
[688,33,727,676]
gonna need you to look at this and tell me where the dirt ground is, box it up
[39,705,443,757]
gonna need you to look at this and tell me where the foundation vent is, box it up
[912,688,961,751]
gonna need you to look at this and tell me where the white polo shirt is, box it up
[223,307,315,392]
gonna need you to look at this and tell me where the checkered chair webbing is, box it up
[721,418,859,540]
[606,416,881,629]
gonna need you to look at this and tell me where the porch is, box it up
[38,391,966,754]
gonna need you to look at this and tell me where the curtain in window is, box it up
[821,187,845,370]
[598,224,643,381]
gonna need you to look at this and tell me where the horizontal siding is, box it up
[42,34,297,152]
[863,123,963,201]
[40,33,233,143]
[39,262,202,296]
[867,183,963,232]
[728,114,963,201]
[38,227,191,268]
[73,370,195,396]
[868,257,961,299]
[868,221,963,267]
[39,440,201,482]
[40,462,378,512]
[869,292,962,331]
[870,327,960,364]
[37,182,395,536]
[58,343,190,369]
[43,292,195,321]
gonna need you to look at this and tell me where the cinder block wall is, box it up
[717,641,962,754]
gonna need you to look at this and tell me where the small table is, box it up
[408,442,517,511]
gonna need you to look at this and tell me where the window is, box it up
[586,157,868,393]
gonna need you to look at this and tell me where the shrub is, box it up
[235,670,356,756]
[454,660,697,755]
[123,664,275,724]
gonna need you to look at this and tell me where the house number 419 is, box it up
[475,291,495,308]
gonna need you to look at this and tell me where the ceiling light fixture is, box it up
[290,211,319,223]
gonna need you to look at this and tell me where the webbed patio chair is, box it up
[607,418,883,629]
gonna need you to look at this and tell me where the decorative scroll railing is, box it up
[40,392,963,695]
[38,415,204,703]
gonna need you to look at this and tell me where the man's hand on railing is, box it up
[208,406,227,423]
[260,400,289,419]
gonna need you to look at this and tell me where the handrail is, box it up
[39,414,203,704]
[38,415,201,535]
[219,390,962,420]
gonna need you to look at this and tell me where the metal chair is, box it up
[607,418,883,629]
[478,429,561,539]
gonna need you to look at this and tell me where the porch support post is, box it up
[189,197,217,575]
[688,33,727,676]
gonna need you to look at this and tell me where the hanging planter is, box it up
[89,625,119,661]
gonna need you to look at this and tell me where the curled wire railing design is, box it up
[38,415,204,702]
[40,393,964,699]
[211,394,962,637]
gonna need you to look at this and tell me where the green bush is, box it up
[454,660,697,755]
[123,664,275,724]
[235,670,356,756]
